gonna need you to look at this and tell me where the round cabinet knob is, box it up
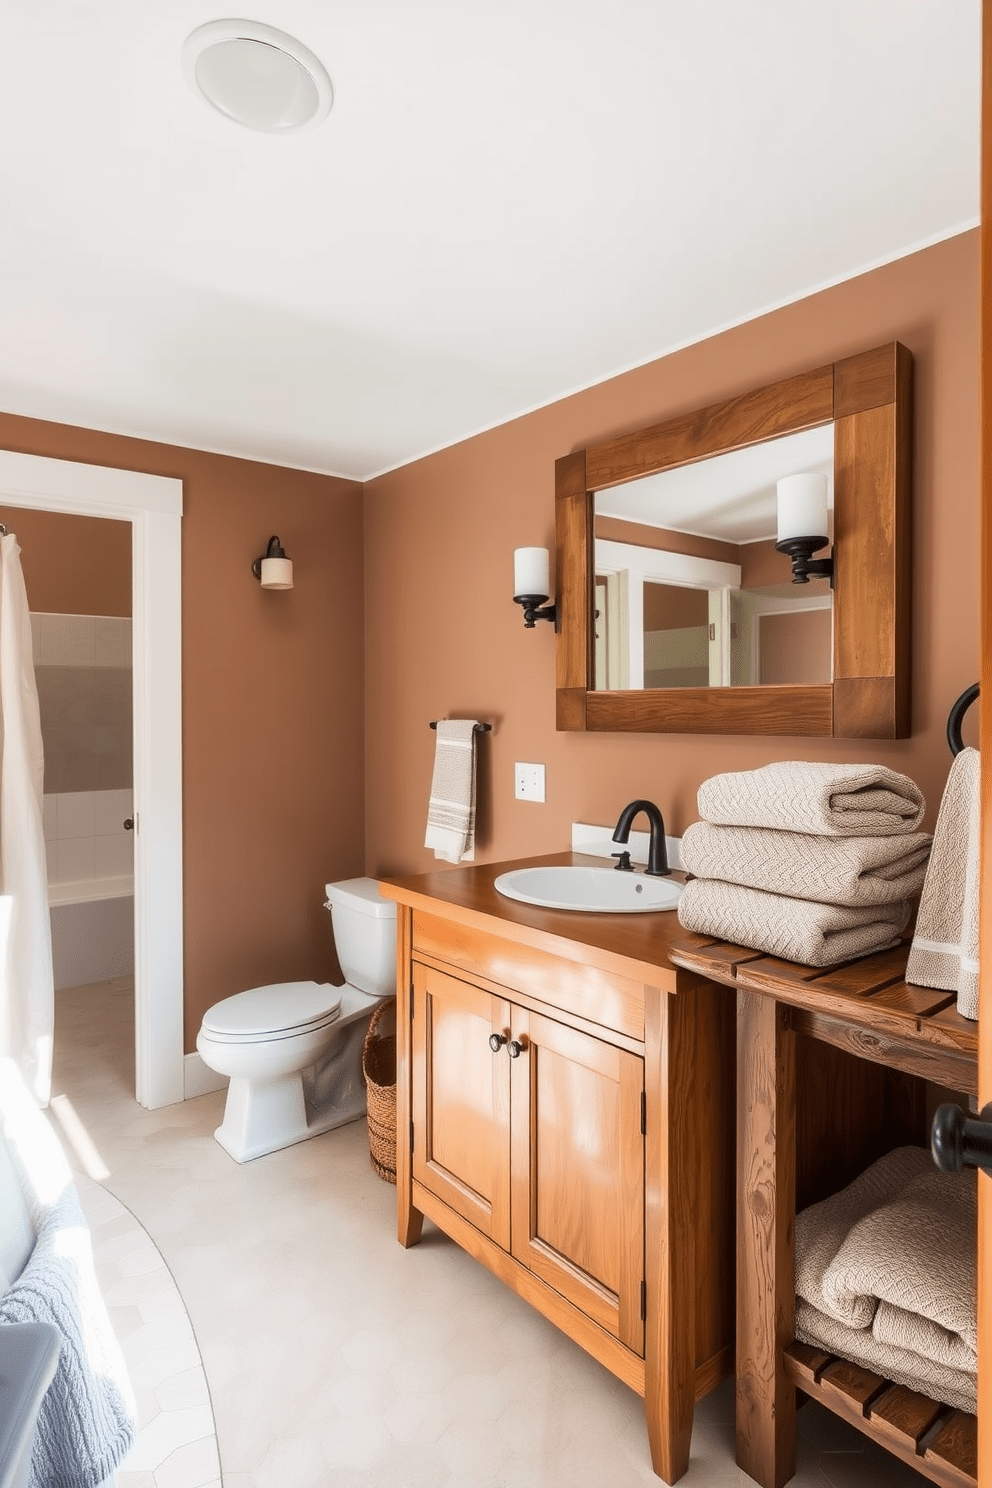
[507,1039,524,1059]
[123,818,134,831]
[488,1033,507,1054]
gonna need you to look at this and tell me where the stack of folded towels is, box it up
[794,1146,976,1412]
[677,761,932,966]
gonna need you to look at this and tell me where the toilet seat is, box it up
[201,981,343,1043]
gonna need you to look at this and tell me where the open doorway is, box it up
[2,506,136,1097]
[0,450,183,1109]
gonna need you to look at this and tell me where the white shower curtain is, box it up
[0,531,53,1106]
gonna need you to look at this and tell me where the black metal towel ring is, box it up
[946,683,979,757]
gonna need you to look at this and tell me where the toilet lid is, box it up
[201,981,343,1039]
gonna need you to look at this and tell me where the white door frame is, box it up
[0,449,184,1109]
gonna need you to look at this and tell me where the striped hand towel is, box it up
[906,747,980,1019]
[424,720,478,863]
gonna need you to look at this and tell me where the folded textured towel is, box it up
[697,760,926,837]
[680,821,931,907]
[906,747,980,1020]
[424,720,478,863]
[795,1300,976,1414]
[676,877,911,966]
[794,1145,976,1412]
[0,1060,137,1488]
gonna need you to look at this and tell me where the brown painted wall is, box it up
[759,609,832,686]
[0,417,365,1050]
[364,231,980,876]
[643,583,709,631]
[0,506,131,616]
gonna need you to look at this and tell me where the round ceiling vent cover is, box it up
[182,20,333,133]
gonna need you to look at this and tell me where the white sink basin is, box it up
[493,865,683,914]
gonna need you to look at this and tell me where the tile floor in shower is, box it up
[50,976,933,1488]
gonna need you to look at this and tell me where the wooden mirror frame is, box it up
[554,341,912,737]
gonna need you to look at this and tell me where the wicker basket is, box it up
[362,998,397,1184]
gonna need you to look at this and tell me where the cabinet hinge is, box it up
[410,983,415,1019]
[640,1090,646,1136]
[640,1279,647,1321]
[410,1120,415,1152]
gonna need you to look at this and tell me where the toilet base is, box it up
[213,1071,369,1163]
[212,1005,381,1163]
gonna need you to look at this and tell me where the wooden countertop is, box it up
[378,852,685,990]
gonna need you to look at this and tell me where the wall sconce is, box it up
[775,474,834,586]
[513,547,557,628]
[252,535,293,590]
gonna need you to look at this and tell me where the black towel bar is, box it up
[429,720,492,733]
[946,683,979,757]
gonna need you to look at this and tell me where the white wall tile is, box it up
[45,840,61,882]
[93,833,133,877]
[94,789,131,836]
[31,613,70,666]
[94,617,132,669]
[57,791,95,839]
[59,836,95,882]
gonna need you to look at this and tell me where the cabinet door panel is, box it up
[510,1011,645,1354]
[412,963,511,1248]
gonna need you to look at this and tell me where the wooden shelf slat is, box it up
[868,1383,946,1449]
[924,1411,979,1482]
[869,983,957,1019]
[818,1357,889,1412]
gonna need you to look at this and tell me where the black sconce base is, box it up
[774,537,835,587]
[514,594,558,629]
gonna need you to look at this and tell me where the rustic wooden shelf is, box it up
[667,933,978,1096]
[785,1342,976,1488]
[667,931,978,1488]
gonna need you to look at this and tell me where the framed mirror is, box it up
[554,342,911,737]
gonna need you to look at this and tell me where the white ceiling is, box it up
[0,2,980,482]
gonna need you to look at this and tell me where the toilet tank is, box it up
[324,878,396,997]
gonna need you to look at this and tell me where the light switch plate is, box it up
[515,762,546,803]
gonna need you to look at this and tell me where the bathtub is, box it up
[48,875,134,991]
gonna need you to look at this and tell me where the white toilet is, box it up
[196,877,396,1163]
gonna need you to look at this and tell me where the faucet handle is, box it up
[611,850,633,872]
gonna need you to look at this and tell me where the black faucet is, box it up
[611,799,670,877]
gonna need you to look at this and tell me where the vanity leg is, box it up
[395,904,424,1248]
[736,991,796,1488]
[644,987,695,1484]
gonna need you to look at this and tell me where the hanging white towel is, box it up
[906,747,980,1019]
[424,720,478,864]
[0,532,54,1106]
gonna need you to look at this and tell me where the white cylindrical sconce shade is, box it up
[514,546,550,598]
[260,556,293,589]
[777,473,829,543]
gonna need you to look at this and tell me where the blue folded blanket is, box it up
[0,1060,136,1488]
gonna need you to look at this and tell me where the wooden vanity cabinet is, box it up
[412,958,646,1356]
[381,857,736,1486]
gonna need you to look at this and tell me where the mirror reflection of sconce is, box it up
[513,547,557,629]
[775,473,834,586]
[252,535,294,590]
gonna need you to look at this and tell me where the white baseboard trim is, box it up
[184,1052,228,1100]
[571,821,683,870]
